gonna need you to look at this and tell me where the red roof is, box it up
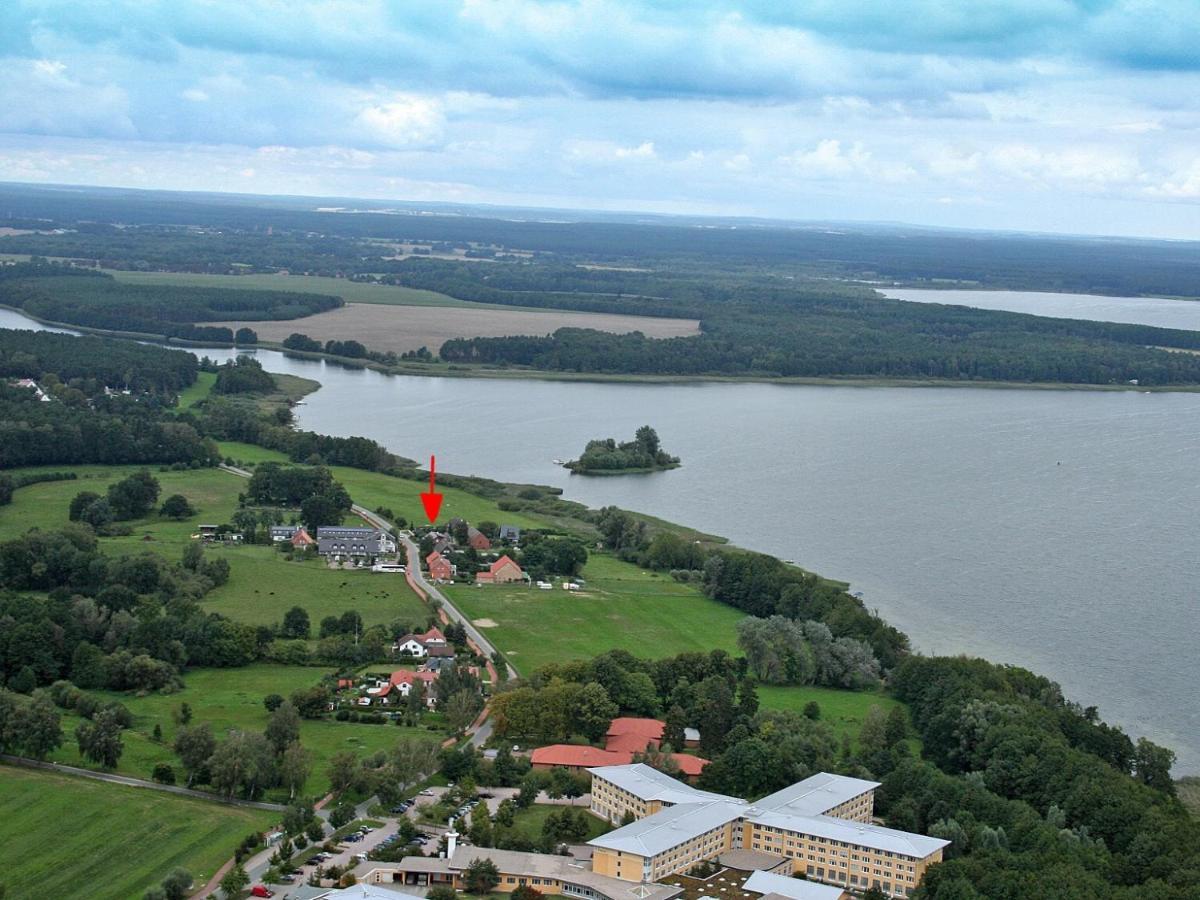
[489,554,522,574]
[606,732,658,754]
[391,669,437,687]
[426,551,444,564]
[420,626,446,643]
[672,754,709,777]
[531,745,632,767]
[606,717,665,741]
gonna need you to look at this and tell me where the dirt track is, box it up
[217,302,700,355]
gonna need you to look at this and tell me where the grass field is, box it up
[201,546,429,629]
[0,765,277,899]
[110,269,469,308]
[445,554,743,673]
[757,684,915,750]
[178,370,217,409]
[505,803,612,842]
[43,665,441,799]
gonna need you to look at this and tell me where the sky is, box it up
[1,0,1198,239]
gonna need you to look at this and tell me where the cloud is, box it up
[355,93,446,148]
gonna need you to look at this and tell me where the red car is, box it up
[249,887,274,898]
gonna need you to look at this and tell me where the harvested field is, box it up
[216,302,700,355]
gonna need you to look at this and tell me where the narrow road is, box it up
[396,530,520,681]
[1,755,285,812]
[220,463,517,679]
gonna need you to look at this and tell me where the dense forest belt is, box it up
[3,182,1200,296]
[0,262,341,342]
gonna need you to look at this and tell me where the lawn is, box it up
[217,440,293,465]
[0,765,277,900]
[44,664,442,800]
[329,465,547,531]
[201,546,429,629]
[504,803,612,842]
[757,684,916,750]
[177,370,217,409]
[0,464,244,547]
[445,554,744,674]
[110,269,470,308]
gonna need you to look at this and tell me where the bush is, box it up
[152,763,177,785]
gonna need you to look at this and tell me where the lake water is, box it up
[885,287,1200,330]
[3,298,1198,774]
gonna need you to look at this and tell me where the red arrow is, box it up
[420,455,443,523]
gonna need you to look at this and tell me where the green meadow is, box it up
[445,554,744,673]
[0,765,277,900]
[43,664,440,800]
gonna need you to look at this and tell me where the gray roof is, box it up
[717,849,789,872]
[743,872,846,900]
[746,811,950,859]
[588,800,747,857]
[588,763,737,805]
[753,773,879,818]
[437,847,681,900]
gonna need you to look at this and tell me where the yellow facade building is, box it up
[587,765,948,899]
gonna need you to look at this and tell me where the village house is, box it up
[393,626,447,657]
[14,378,51,401]
[476,554,526,584]
[498,524,521,543]
[426,551,456,582]
[269,525,317,549]
[371,668,438,708]
[467,526,492,550]
[531,744,709,781]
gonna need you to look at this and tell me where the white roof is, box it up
[318,884,410,900]
[683,727,701,742]
[589,800,747,857]
[753,773,879,818]
[744,871,847,900]
[588,763,737,805]
[747,811,949,859]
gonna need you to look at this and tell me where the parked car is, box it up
[250,888,274,898]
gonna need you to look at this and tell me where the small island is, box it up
[563,425,680,474]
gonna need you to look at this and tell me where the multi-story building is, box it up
[587,765,949,898]
[316,526,396,560]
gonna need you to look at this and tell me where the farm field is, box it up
[214,302,701,357]
[757,684,915,750]
[445,554,743,673]
[0,765,277,900]
[43,665,441,800]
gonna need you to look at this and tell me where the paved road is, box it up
[1,755,285,812]
[396,531,520,681]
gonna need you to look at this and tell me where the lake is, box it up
[2,297,1197,774]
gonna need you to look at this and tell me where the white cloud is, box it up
[355,93,445,148]
[564,139,657,163]
[182,88,210,102]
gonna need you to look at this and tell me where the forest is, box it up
[2,183,1199,297]
[0,261,340,341]
[0,327,198,392]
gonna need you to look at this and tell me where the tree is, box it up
[329,802,357,829]
[695,676,736,755]
[8,666,36,694]
[159,494,195,519]
[884,706,909,747]
[300,493,346,532]
[328,750,358,794]
[75,707,124,768]
[512,886,544,900]
[281,606,311,640]
[445,690,482,735]
[234,327,258,345]
[282,801,315,836]
[160,868,193,900]
[462,858,501,895]
[858,705,890,758]
[175,702,193,726]
[428,888,458,900]
[106,470,161,520]
[10,694,62,759]
[173,723,215,787]
[219,863,249,898]
[209,730,276,799]
[263,693,285,713]
[280,741,312,800]
[290,684,331,719]
[69,491,102,521]
[1133,737,1177,795]
[803,701,821,721]
[572,682,619,742]
[70,641,107,689]
[265,700,302,754]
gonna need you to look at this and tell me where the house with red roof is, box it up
[368,668,438,708]
[475,554,525,585]
[290,527,316,549]
[394,626,448,658]
[426,551,456,582]
[531,743,709,780]
[605,718,665,754]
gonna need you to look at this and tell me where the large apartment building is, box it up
[587,765,948,898]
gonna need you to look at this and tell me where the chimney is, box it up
[446,819,459,859]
